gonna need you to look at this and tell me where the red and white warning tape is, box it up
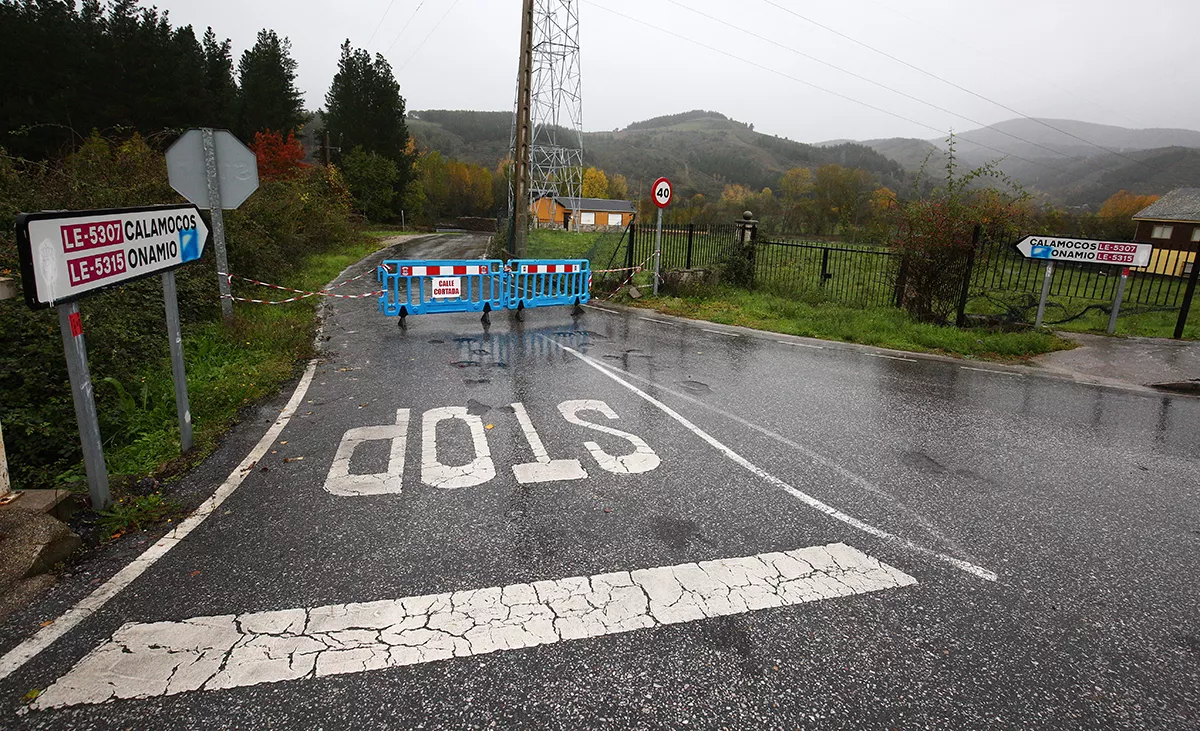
[218,271,383,305]
[599,254,657,301]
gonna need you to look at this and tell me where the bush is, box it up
[340,146,399,223]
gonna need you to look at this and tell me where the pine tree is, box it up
[236,30,304,138]
[202,27,239,129]
[325,40,411,189]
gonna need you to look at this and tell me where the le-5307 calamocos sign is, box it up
[16,204,210,309]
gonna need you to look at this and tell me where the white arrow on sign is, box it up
[1015,235,1153,268]
[18,205,210,308]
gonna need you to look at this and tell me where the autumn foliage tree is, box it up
[250,130,308,180]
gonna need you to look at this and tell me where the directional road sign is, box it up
[15,204,210,309]
[1015,235,1153,267]
[652,177,672,209]
[166,129,259,209]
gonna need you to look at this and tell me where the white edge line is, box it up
[776,340,824,349]
[544,337,997,583]
[866,353,917,362]
[583,304,619,315]
[638,316,677,326]
[701,328,742,337]
[961,366,1022,376]
[0,360,320,683]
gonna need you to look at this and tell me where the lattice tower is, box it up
[512,0,584,232]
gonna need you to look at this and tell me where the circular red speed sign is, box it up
[652,177,672,209]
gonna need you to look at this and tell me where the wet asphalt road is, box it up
[2,233,1199,729]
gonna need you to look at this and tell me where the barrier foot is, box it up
[481,311,491,326]
[571,300,584,317]
[398,314,407,331]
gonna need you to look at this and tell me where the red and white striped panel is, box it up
[521,264,579,274]
[398,265,489,277]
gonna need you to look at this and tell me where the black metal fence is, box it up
[610,220,1196,328]
[970,238,1195,309]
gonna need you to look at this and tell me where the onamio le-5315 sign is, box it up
[16,204,210,309]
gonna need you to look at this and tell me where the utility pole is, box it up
[512,0,534,257]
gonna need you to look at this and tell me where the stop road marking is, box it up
[323,399,661,497]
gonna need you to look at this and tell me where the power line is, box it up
[365,0,399,50]
[396,0,463,73]
[757,0,1153,170]
[661,0,1077,163]
[385,1,426,55]
[855,0,1149,129]
[582,0,1056,171]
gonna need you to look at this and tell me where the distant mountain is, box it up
[947,118,1200,161]
[823,119,1200,207]
[408,109,907,200]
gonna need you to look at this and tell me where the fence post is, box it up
[820,249,831,287]
[955,224,982,328]
[626,222,635,271]
[686,223,694,269]
[735,211,758,288]
[893,255,909,308]
[1173,247,1200,339]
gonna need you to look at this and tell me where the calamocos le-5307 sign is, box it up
[16,204,210,308]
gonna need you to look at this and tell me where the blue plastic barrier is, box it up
[377,258,591,327]
[377,260,505,323]
[506,259,591,311]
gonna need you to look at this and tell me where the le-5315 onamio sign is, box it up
[1015,235,1153,267]
[15,204,210,309]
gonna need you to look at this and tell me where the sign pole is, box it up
[57,301,110,509]
[1107,267,1130,335]
[653,206,663,296]
[162,271,193,452]
[202,128,233,321]
[1034,260,1054,328]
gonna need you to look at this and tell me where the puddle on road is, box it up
[553,330,608,339]
[450,361,508,369]
[463,378,491,387]
[677,380,712,394]
[427,339,445,345]
[467,399,492,415]
[470,349,491,356]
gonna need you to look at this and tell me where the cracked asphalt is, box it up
[2,233,1199,729]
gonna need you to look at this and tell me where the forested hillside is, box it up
[407,109,907,201]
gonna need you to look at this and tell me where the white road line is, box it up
[583,304,620,315]
[546,339,998,582]
[638,316,678,326]
[865,353,917,363]
[33,543,915,709]
[961,366,1022,377]
[701,328,742,337]
[588,362,970,558]
[776,340,824,349]
[510,402,588,484]
[0,361,321,683]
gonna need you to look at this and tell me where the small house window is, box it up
[1192,227,1200,242]
[1152,225,1173,239]
[580,212,596,225]
[607,213,623,226]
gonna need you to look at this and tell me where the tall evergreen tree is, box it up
[236,29,304,138]
[325,40,411,189]
[202,27,239,129]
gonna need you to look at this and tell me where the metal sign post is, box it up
[57,301,110,508]
[1107,267,1130,335]
[1034,260,1054,328]
[166,128,259,323]
[651,177,672,296]
[162,270,193,451]
[201,129,233,320]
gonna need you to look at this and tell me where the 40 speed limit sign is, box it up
[652,177,672,208]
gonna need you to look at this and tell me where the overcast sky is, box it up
[154,0,1199,145]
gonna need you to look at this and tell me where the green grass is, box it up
[100,234,395,484]
[527,228,626,265]
[629,286,1074,361]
